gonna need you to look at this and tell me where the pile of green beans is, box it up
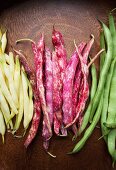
[102,12,116,167]
[70,11,116,167]
[0,30,34,142]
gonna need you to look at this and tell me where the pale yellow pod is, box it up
[14,77,24,131]
[21,70,29,129]
[5,53,10,64]
[28,80,34,125]
[0,30,2,40]
[1,31,7,53]
[0,110,6,143]
[0,68,18,114]
[14,57,20,99]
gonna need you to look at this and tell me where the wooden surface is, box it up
[0,0,116,170]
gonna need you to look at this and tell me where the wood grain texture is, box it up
[0,0,116,170]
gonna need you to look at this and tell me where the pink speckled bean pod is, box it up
[42,48,53,150]
[63,42,86,127]
[52,27,67,80]
[52,51,67,136]
[65,43,89,128]
[52,28,67,135]
[72,42,86,135]
[32,35,51,135]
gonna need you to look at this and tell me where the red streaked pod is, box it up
[13,49,32,75]
[65,35,94,129]
[52,28,67,136]
[72,65,82,120]
[72,42,86,135]
[82,35,94,63]
[52,28,67,80]
[63,42,86,126]
[24,100,41,147]
[52,51,67,136]
[13,49,41,147]
[32,35,51,134]
[65,43,89,128]
[42,48,53,150]
[72,42,86,119]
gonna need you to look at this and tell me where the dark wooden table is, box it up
[0,0,116,169]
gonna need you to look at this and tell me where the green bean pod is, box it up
[70,95,103,154]
[90,63,97,100]
[109,13,116,58]
[78,63,97,135]
[101,58,116,141]
[107,61,116,125]
[89,22,113,122]
[108,129,116,167]
[100,31,106,71]
[104,122,116,129]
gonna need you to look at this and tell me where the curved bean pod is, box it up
[70,94,103,154]
[108,129,116,167]
[78,63,97,136]
[101,58,116,141]
[89,22,113,122]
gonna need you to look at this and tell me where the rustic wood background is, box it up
[0,0,116,169]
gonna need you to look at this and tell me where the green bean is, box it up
[101,58,116,141]
[70,95,103,154]
[108,129,116,167]
[0,110,6,143]
[78,63,97,135]
[109,13,116,58]
[104,122,116,129]
[1,31,7,53]
[90,63,97,100]
[100,30,107,141]
[100,31,106,71]
[0,67,18,114]
[107,61,116,125]
[89,22,113,122]
[21,69,29,129]
[14,77,24,132]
